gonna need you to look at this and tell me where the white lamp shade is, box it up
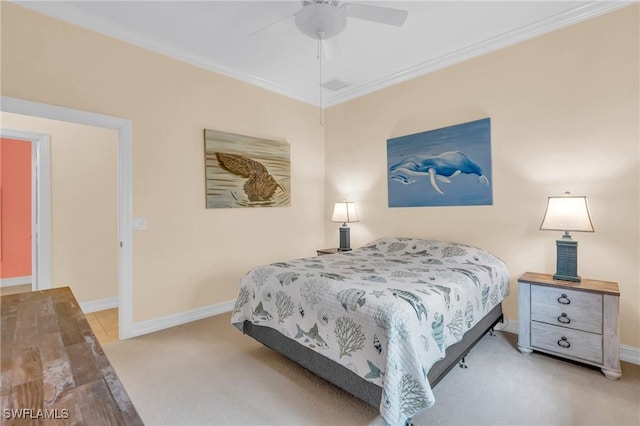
[331,201,359,223]
[540,195,594,232]
[295,3,347,40]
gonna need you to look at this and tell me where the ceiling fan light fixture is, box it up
[295,3,347,40]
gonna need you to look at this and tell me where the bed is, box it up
[231,238,509,425]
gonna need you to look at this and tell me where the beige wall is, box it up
[2,3,638,347]
[1,2,326,322]
[325,6,639,347]
[0,112,118,303]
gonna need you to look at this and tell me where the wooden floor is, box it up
[0,285,119,345]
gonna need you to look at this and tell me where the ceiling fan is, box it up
[252,1,408,57]
[252,1,408,123]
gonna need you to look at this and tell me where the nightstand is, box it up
[316,248,340,256]
[518,272,621,379]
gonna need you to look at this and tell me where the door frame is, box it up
[1,96,134,339]
[0,128,51,290]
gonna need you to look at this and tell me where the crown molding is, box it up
[14,1,319,106]
[15,1,635,108]
[324,1,636,107]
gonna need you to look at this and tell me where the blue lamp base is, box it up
[553,236,580,282]
[338,224,352,251]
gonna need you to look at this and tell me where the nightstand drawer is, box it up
[518,272,620,379]
[531,285,602,334]
[531,322,602,364]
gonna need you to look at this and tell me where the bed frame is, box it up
[240,303,503,407]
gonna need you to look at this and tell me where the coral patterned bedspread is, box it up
[231,238,509,425]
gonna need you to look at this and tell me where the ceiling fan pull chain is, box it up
[317,32,324,126]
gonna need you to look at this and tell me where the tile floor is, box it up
[1,284,119,345]
[85,308,119,345]
[0,284,32,296]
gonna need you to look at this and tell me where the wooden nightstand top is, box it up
[317,248,340,255]
[518,271,620,296]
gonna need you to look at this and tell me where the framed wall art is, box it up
[204,129,290,208]
[387,118,493,207]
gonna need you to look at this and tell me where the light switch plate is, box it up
[132,218,147,231]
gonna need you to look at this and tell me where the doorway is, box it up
[1,116,118,312]
[0,129,50,293]
[0,96,134,339]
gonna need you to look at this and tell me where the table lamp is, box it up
[540,192,594,282]
[331,201,359,251]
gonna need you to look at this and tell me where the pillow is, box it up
[361,238,502,266]
[360,237,439,255]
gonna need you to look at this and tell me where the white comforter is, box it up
[231,238,509,425]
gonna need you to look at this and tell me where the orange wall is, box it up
[0,137,32,278]
[1,113,119,303]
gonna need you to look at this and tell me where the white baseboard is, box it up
[499,318,639,365]
[116,304,640,366]
[80,296,118,313]
[0,276,32,287]
[620,345,640,365]
[125,299,235,339]
[494,317,518,334]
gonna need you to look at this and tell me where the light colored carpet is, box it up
[104,313,640,426]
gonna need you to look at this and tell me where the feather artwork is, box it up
[215,152,283,202]
[205,129,290,208]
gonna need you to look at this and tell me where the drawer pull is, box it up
[557,337,571,348]
[557,313,571,324]
[557,294,571,305]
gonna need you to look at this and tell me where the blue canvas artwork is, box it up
[387,118,492,207]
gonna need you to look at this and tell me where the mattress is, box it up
[231,238,509,425]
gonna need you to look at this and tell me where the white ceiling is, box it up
[15,1,631,107]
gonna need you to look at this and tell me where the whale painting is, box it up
[387,118,492,207]
[204,129,290,208]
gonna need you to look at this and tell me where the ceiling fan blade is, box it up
[322,37,340,59]
[249,12,295,37]
[342,3,408,27]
